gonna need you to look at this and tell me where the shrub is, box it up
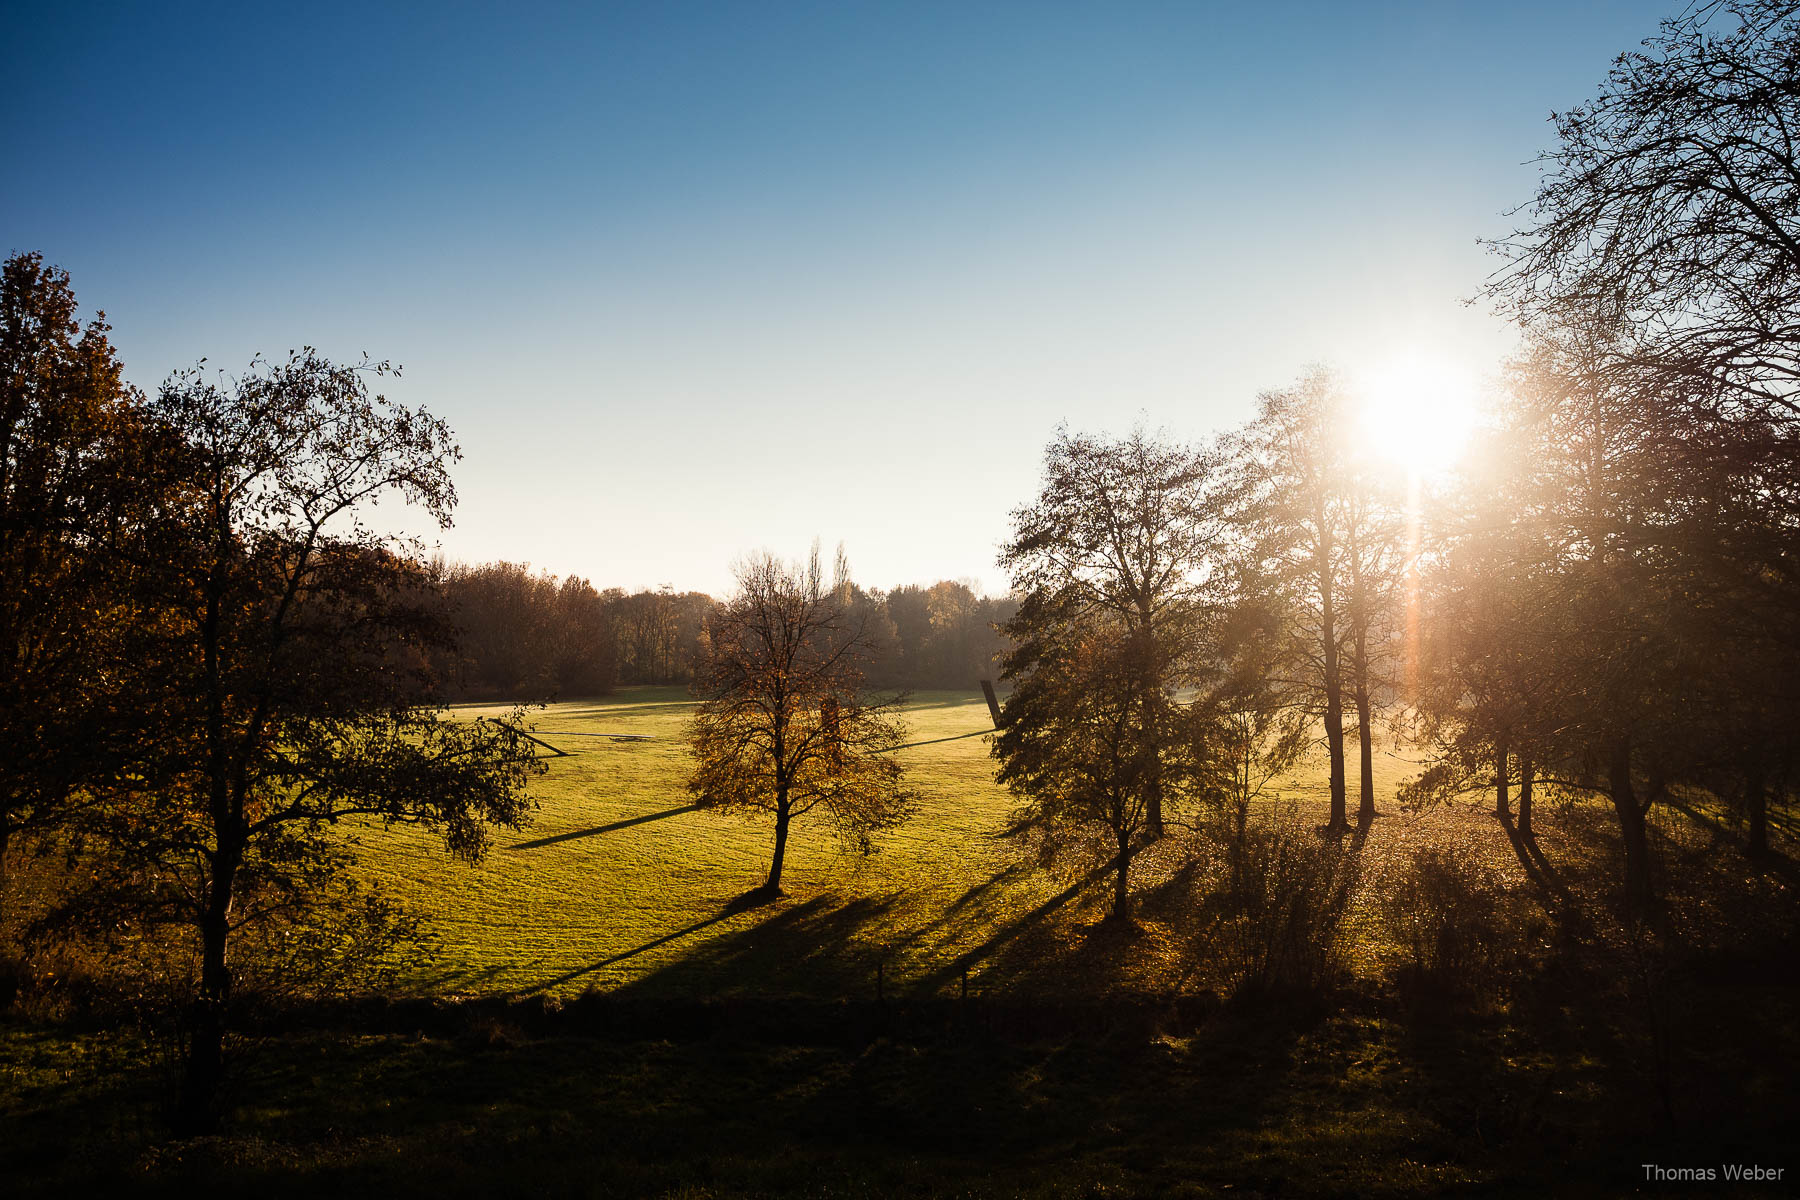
[1198,808,1362,999]
[1380,843,1543,1001]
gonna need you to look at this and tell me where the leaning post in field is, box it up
[980,679,1006,729]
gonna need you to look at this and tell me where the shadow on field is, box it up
[915,864,1113,991]
[880,694,992,714]
[510,908,743,996]
[606,895,905,1000]
[411,963,511,994]
[510,804,702,850]
[1500,817,1577,909]
[1661,796,1799,885]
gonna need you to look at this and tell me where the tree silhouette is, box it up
[999,426,1222,838]
[1490,0,1800,427]
[0,253,173,919]
[994,589,1172,922]
[79,351,545,1132]
[1228,372,1363,832]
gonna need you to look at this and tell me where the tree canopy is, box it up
[687,546,913,895]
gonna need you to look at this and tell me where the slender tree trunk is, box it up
[1143,706,1164,839]
[1321,611,1347,830]
[1354,641,1375,826]
[1112,827,1132,921]
[766,794,791,893]
[1608,740,1653,919]
[1323,693,1347,829]
[178,839,240,1134]
[1745,746,1768,859]
[1517,753,1534,838]
[1136,619,1165,840]
[1495,741,1511,821]
[1318,528,1347,831]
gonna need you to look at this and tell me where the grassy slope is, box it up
[7,688,1797,1195]
[353,687,1434,1001]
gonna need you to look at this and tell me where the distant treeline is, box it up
[435,562,1014,700]
[852,579,1017,694]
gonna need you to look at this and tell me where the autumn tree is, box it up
[1485,0,1800,874]
[608,586,713,683]
[1336,435,1406,826]
[77,351,544,1132]
[687,546,913,895]
[1410,321,1715,915]
[1229,372,1360,830]
[999,426,1224,838]
[994,590,1175,921]
[1401,469,1562,839]
[0,252,172,918]
[436,561,618,699]
[1196,594,1312,870]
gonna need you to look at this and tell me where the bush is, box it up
[1380,843,1543,1001]
[1197,809,1361,999]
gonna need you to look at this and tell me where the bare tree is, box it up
[1337,446,1406,827]
[687,546,913,895]
[1489,1,1800,427]
[1484,0,1800,875]
[1408,320,1716,915]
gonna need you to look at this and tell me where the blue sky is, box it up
[6,1,1663,595]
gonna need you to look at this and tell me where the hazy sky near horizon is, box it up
[8,1,1661,596]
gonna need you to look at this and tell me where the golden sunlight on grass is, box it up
[1353,351,1482,477]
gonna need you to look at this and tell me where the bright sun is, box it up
[1353,352,1481,477]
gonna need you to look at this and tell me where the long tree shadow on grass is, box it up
[1661,795,1799,886]
[602,894,908,1001]
[509,804,701,850]
[1499,816,1582,919]
[905,861,1176,999]
[506,895,774,997]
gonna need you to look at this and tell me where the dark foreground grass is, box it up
[4,970,1780,1198]
[5,970,1796,1198]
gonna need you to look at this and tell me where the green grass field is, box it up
[8,687,1798,1195]
[352,687,1477,1002]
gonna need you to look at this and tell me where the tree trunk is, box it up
[1112,829,1132,922]
[1144,709,1165,839]
[1137,621,1165,840]
[1745,745,1769,859]
[1354,665,1375,826]
[1494,741,1511,821]
[1323,693,1347,830]
[1517,753,1534,838]
[1608,740,1653,919]
[766,796,791,893]
[178,842,240,1135]
[1318,530,1347,831]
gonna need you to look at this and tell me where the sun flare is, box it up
[1354,352,1482,477]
